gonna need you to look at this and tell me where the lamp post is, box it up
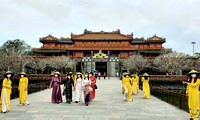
[191,42,196,56]
[108,51,110,79]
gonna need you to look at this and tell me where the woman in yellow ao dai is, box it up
[141,73,150,99]
[122,73,133,102]
[186,70,200,120]
[131,74,139,95]
[18,72,29,105]
[0,71,13,113]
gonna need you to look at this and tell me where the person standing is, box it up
[89,72,96,101]
[83,72,92,106]
[98,72,101,80]
[141,73,150,99]
[103,72,107,80]
[0,71,14,113]
[121,72,127,94]
[186,70,200,120]
[116,72,119,77]
[131,74,138,95]
[122,73,133,101]
[74,72,84,103]
[63,74,74,104]
[18,72,29,105]
[49,71,62,104]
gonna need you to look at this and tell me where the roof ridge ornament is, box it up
[39,34,58,40]
[84,29,92,34]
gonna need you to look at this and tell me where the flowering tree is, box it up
[36,56,76,74]
[36,59,49,73]
[48,56,71,73]
[193,58,200,71]
[153,51,192,75]
[122,55,151,73]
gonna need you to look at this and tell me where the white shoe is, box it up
[25,101,30,105]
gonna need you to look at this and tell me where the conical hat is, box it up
[123,72,130,76]
[141,73,149,76]
[4,71,14,77]
[4,71,14,75]
[54,71,60,75]
[20,71,26,75]
[76,72,82,75]
[131,74,136,77]
[187,70,200,76]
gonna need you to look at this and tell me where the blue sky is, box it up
[0,0,200,55]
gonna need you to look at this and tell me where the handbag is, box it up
[94,84,98,89]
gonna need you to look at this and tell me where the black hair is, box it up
[66,75,72,80]
[66,74,71,79]
[84,76,90,80]
[20,74,27,77]
[144,76,149,80]
[89,72,94,76]
[77,74,82,79]
[188,74,199,83]
[67,74,71,76]
[4,72,14,80]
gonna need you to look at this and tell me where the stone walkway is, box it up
[0,77,189,120]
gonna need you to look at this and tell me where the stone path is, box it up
[0,77,189,120]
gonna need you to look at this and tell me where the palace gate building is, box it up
[33,29,166,76]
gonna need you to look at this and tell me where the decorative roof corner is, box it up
[111,29,120,34]
[126,32,133,38]
[84,29,92,34]
[71,32,78,38]
[39,34,58,41]
[147,34,166,41]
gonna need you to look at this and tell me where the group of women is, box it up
[122,72,150,102]
[0,71,29,113]
[49,71,97,106]
[1,69,200,120]
[122,70,200,120]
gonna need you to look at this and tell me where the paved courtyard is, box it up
[0,77,189,120]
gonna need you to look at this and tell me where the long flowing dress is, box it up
[142,77,150,99]
[121,73,126,94]
[132,76,138,95]
[75,78,84,102]
[63,77,74,103]
[122,77,133,101]
[49,77,62,103]
[136,75,139,92]
[18,77,28,105]
[90,76,96,100]
[83,78,92,105]
[0,78,12,112]
[186,78,200,120]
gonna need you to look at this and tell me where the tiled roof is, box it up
[39,34,58,41]
[147,35,166,41]
[71,29,133,40]
[132,35,166,44]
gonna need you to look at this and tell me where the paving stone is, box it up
[0,77,189,120]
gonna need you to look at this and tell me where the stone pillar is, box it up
[110,62,116,77]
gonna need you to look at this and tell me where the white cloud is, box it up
[0,0,200,54]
